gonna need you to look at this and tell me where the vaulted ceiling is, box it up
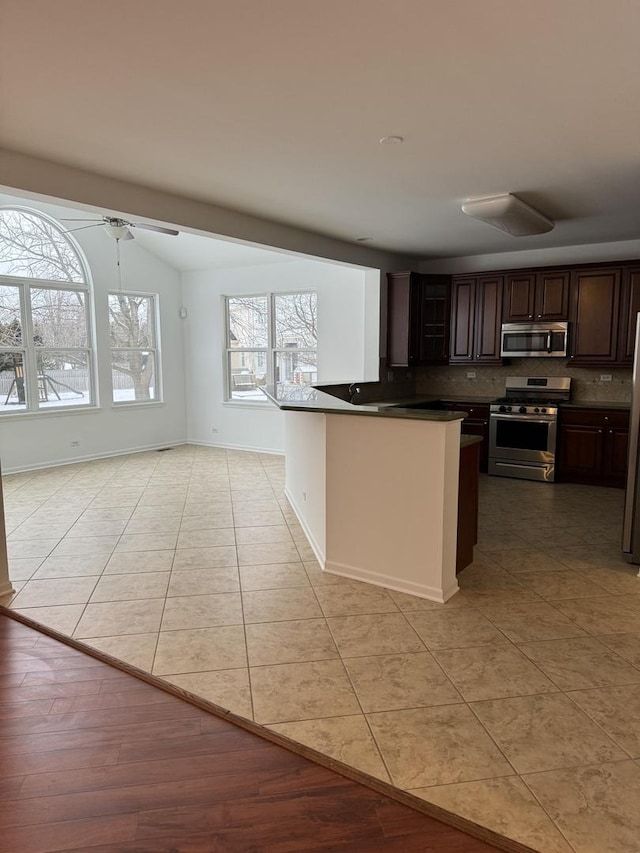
[1,0,639,258]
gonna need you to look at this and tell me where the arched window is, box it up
[0,207,95,413]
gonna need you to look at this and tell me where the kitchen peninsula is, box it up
[262,384,475,603]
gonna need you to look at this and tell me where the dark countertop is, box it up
[261,386,464,423]
[560,400,631,410]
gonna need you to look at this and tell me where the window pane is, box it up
[31,288,87,347]
[275,350,318,390]
[112,351,157,403]
[228,351,267,401]
[0,352,27,411]
[36,351,91,408]
[0,210,85,282]
[274,293,317,348]
[0,285,23,346]
[228,296,268,348]
[108,294,155,348]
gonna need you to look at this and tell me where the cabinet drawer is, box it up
[559,408,629,429]
[441,401,490,418]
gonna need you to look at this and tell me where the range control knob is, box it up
[498,405,507,413]
[534,407,540,413]
[541,407,547,413]
[519,406,527,414]
[506,405,512,412]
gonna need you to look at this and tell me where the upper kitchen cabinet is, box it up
[618,266,640,363]
[451,274,504,363]
[386,272,451,367]
[503,270,569,322]
[568,267,621,363]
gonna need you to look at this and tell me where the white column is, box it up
[0,462,14,599]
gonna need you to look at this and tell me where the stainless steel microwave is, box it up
[500,322,569,358]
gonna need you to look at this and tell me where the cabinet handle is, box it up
[537,314,542,318]
[604,416,609,421]
[528,314,533,319]
[610,430,613,434]
[468,355,472,359]
[598,429,603,433]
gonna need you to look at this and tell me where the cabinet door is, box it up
[450,277,476,362]
[418,276,450,364]
[569,268,621,363]
[604,427,629,487]
[618,267,640,363]
[558,424,604,482]
[535,270,570,320]
[503,273,535,322]
[474,275,504,362]
[461,420,489,473]
[386,272,418,367]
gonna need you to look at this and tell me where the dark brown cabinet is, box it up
[557,407,629,488]
[386,272,450,367]
[441,401,490,473]
[618,266,640,363]
[569,268,621,363]
[503,270,569,323]
[450,275,503,364]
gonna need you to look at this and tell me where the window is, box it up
[108,292,160,403]
[225,292,317,401]
[0,208,94,413]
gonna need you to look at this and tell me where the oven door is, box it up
[489,413,557,464]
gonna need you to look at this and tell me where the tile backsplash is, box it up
[415,359,632,403]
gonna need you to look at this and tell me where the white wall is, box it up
[183,259,377,453]
[0,195,186,472]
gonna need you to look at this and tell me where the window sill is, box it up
[0,405,100,422]
[112,401,166,410]
[222,400,274,411]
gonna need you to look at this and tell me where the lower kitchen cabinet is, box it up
[557,407,630,488]
[441,401,490,473]
[457,439,480,573]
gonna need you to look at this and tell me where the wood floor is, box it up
[0,611,513,853]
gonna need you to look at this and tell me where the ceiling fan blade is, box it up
[132,222,180,236]
[62,223,102,233]
[60,218,105,222]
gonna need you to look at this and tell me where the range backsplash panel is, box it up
[415,360,632,403]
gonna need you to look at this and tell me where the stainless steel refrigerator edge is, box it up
[622,312,640,572]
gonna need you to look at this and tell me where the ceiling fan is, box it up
[62,215,179,241]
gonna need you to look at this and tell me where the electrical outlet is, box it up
[600,374,612,382]
[302,491,307,502]
[466,371,476,379]
[71,440,80,447]
[211,427,218,433]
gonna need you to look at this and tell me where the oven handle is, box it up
[490,413,557,423]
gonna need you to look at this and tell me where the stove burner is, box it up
[493,395,562,406]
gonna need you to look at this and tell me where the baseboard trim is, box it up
[283,486,326,567]
[0,582,15,600]
[188,439,285,456]
[324,559,459,603]
[2,440,189,475]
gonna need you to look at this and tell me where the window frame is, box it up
[0,206,97,416]
[108,289,162,406]
[224,290,317,403]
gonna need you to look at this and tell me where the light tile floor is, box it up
[3,445,640,853]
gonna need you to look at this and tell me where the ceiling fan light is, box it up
[461,193,554,236]
[103,223,133,241]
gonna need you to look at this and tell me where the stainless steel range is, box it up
[489,376,571,482]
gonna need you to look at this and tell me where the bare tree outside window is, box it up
[0,208,93,412]
[225,291,317,400]
[108,293,159,402]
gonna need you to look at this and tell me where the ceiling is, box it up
[1,0,640,259]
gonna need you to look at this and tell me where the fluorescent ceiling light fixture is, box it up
[461,193,554,236]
